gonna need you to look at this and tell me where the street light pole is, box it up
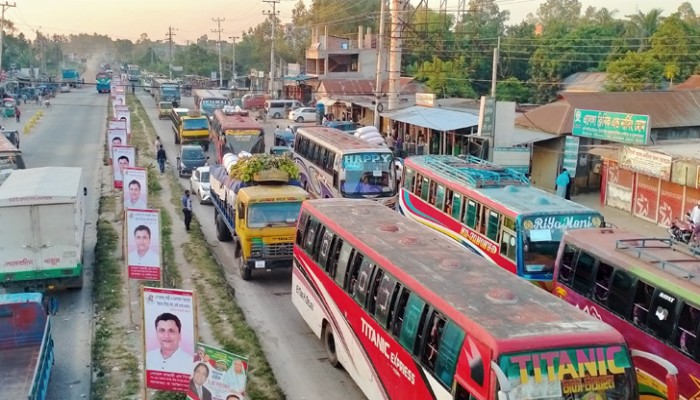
[229,36,238,83]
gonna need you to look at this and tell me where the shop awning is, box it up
[382,106,479,131]
[588,146,621,161]
[505,127,560,146]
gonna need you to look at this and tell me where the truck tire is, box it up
[323,323,341,368]
[215,213,233,242]
[237,246,252,280]
[68,266,84,290]
[202,142,209,152]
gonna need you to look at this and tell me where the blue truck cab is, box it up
[0,293,55,400]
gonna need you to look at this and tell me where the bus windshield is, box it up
[225,131,263,154]
[341,152,395,197]
[183,119,209,130]
[499,345,636,399]
[202,99,227,110]
[248,201,302,228]
[521,214,602,275]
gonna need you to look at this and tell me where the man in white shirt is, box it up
[127,225,159,267]
[125,180,147,209]
[146,313,193,375]
[690,201,700,224]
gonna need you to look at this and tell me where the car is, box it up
[177,145,208,177]
[189,166,211,204]
[288,107,316,123]
[59,83,71,93]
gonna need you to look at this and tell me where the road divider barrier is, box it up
[23,110,44,135]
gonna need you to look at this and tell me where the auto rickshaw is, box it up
[182,84,192,96]
[3,98,16,118]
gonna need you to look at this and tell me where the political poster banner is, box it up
[123,167,148,210]
[187,343,249,400]
[143,287,196,392]
[126,209,160,280]
[109,119,127,131]
[112,145,135,188]
[116,109,132,135]
[107,129,128,164]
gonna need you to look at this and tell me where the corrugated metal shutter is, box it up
[605,161,634,212]
[684,187,700,216]
[634,174,659,222]
[658,180,684,227]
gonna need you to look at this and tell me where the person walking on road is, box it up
[182,190,193,231]
[157,145,167,174]
[14,107,20,123]
[155,136,162,150]
[555,168,570,198]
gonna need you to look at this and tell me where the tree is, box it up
[626,9,664,51]
[648,14,696,84]
[309,0,381,35]
[403,5,455,67]
[605,51,663,91]
[496,77,532,102]
[536,0,582,33]
[410,56,476,98]
[676,2,698,25]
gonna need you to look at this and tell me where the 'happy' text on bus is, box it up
[399,155,604,290]
[293,198,642,400]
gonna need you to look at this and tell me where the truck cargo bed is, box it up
[1,345,41,396]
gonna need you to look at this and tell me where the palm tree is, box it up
[626,8,664,51]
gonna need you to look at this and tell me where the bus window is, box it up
[434,321,466,388]
[465,200,478,229]
[318,230,334,269]
[607,269,635,318]
[558,245,577,285]
[420,177,430,202]
[304,219,319,254]
[334,242,353,287]
[326,237,343,277]
[676,304,699,357]
[391,288,411,338]
[444,188,453,215]
[421,311,446,369]
[451,194,462,221]
[486,210,500,241]
[572,251,597,295]
[632,281,654,328]
[454,384,477,400]
[296,212,310,245]
[428,181,437,204]
[399,293,427,354]
[500,231,516,261]
[415,174,423,197]
[593,262,613,303]
[312,226,326,261]
[435,184,445,210]
[375,273,399,328]
[648,290,679,340]
[347,252,365,296]
[404,168,415,191]
[368,268,384,315]
[353,258,374,306]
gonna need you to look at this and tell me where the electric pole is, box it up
[388,0,409,111]
[212,17,225,87]
[263,0,279,97]
[373,0,387,129]
[491,37,500,97]
[229,36,239,83]
[0,1,16,77]
[166,26,177,79]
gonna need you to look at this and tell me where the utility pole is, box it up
[373,0,387,129]
[229,36,239,82]
[212,17,225,87]
[263,0,279,97]
[490,37,500,97]
[0,1,16,77]
[388,0,409,111]
[166,26,177,79]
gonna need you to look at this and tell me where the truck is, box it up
[61,68,80,88]
[0,292,55,400]
[210,153,309,280]
[0,167,87,290]
[172,109,210,150]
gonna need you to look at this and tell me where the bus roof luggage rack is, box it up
[616,238,700,282]
[423,155,529,188]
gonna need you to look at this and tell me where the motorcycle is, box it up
[669,213,695,244]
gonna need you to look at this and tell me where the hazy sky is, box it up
[11,0,676,43]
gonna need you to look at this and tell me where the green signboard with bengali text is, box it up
[572,109,650,145]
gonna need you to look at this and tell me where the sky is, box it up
[10,0,677,44]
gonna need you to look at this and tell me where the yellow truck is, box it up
[172,109,210,151]
[209,154,308,280]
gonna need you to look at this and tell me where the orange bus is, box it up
[292,198,644,400]
[209,106,265,163]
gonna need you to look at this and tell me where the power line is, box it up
[212,17,225,87]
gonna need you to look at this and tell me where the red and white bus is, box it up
[399,155,604,290]
[209,106,265,163]
[292,198,644,400]
[554,228,694,400]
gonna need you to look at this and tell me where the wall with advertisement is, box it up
[633,174,659,222]
[605,161,633,212]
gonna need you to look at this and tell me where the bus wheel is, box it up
[323,324,341,368]
[215,213,233,242]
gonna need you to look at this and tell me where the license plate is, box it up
[255,261,265,269]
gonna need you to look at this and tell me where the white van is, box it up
[265,99,303,119]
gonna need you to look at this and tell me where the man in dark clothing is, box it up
[182,190,193,231]
[156,145,166,173]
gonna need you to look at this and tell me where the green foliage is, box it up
[648,14,698,83]
[496,77,532,102]
[411,56,476,98]
[229,154,301,182]
[403,5,455,66]
[309,0,381,35]
[605,51,664,91]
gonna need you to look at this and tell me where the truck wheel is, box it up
[237,246,252,280]
[215,213,233,242]
[323,324,341,368]
[68,267,84,290]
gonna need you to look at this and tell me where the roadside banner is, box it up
[143,287,196,392]
[114,103,128,118]
[107,129,127,163]
[114,93,126,108]
[123,167,148,210]
[109,119,127,131]
[116,109,132,135]
[126,209,161,280]
[187,343,249,400]
[112,145,135,188]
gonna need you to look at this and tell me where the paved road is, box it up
[137,89,365,400]
[15,85,106,399]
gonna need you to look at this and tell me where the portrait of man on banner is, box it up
[111,145,135,188]
[123,167,148,209]
[107,129,127,163]
[143,287,196,392]
[187,343,249,400]
[126,209,161,281]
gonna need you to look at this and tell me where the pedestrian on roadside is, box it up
[555,168,570,198]
[182,190,193,231]
[155,136,162,150]
[15,107,20,123]
[156,145,167,174]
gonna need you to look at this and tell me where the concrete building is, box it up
[305,26,387,81]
